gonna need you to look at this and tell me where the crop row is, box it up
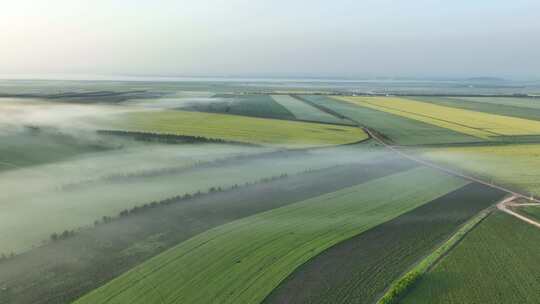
[401,212,540,304]
[74,167,467,304]
[265,182,505,304]
[0,159,416,304]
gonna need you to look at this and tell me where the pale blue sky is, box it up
[2,0,539,79]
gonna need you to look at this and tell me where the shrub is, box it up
[379,271,422,304]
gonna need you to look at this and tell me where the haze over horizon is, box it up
[2,0,540,80]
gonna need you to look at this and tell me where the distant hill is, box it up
[465,77,506,82]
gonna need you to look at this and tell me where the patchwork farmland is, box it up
[304,95,480,145]
[75,167,467,304]
[401,212,540,304]
[418,143,540,196]
[1,80,539,304]
[264,183,506,304]
[339,96,540,141]
[407,96,540,121]
[99,109,366,148]
[181,94,297,120]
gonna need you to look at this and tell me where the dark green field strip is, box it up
[180,94,296,120]
[407,96,540,122]
[492,134,540,143]
[402,212,540,304]
[0,157,416,304]
[74,167,466,304]
[264,183,505,304]
[402,138,540,148]
[301,95,480,145]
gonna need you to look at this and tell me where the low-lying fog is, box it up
[0,97,393,254]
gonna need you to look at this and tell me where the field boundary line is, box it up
[364,128,540,223]
[376,204,496,304]
[290,95,356,123]
[497,196,540,229]
[359,98,500,138]
[307,97,540,227]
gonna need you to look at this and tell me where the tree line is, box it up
[49,173,291,244]
[98,130,257,147]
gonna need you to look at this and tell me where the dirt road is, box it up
[497,196,540,229]
[306,100,540,229]
[363,127,540,229]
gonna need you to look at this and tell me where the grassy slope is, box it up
[402,212,540,304]
[303,95,478,145]
[0,157,417,304]
[270,95,344,124]
[264,183,505,304]
[181,94,296,120]
[75,167,467,304]
[341,97,540,140]
[407,96,540,122]
[103,110,367,148]
[419,143,540,196]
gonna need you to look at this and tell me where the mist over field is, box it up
[1,80,539,304]
[0,98,131,133]
[0,96,388,255]
[1,1,539,303]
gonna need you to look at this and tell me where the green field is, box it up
[265,183,505,304]
[452,96,540,110]
[301,95,479,145]
[0,143,386,254]
[418,143,540,196]
[181,94,296,120]
[407,96,540,122]
[402,212,540,304]
[101,110,367,148]
[270,95,346,124]
[3,87,540,304]
[514,205,540,222]
[0,153,417,304]
[340,96,540,140]
[75,167,467,304]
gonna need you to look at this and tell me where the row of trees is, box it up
[45,164,341,246]
[93,173,290,226]
[97,130,256,146]
[50,230,76,242]
[60,145,295,192]
[4,166,330,264]
[46,172,295,247]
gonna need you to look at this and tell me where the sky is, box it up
[1,0,539,80]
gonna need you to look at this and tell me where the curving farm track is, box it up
[305,97,540,229]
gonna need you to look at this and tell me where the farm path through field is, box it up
[311,99,540,228]
[293,98,540,229]
[366,128,540,228]
[507,202,540,207]
[497,196,540,229]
